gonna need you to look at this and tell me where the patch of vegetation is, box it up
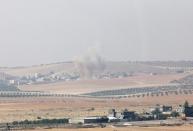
[12,118,69,125]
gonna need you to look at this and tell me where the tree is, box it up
[183,101,193,117]
[184,100,189,108]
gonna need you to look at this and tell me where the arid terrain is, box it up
[19,73,187,94]
[31,125,193,131]
[1,92,193,123]
[1,62,193,131]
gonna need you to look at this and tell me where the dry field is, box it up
[1,92,193,123]
[0,63,75,77]
[32,125,193,131]
[0,63,192,126]
[19,73,187,94]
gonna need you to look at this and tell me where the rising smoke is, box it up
[74,47,106,79]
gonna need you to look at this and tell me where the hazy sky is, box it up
[0,0,193,66]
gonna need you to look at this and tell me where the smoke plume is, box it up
[74,47,106,79]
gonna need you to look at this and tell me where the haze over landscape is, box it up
[0,0,193,66]
[1,0,193,131]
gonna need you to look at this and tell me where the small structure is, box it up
[176,105,184,114]
[151,105,172,113]
[108,109,116,117]
[9,80,15,84]
[162,105,172,112]
[162,105,173,115]
[121,109,136,121]
[108,109,136,122]
[150,105,173,120]
[108,116,120,122]
[138,113,154,121]
[108,109,121,122]
[69,117,84,124]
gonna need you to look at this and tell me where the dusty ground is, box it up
[0,92,193,123]
[30,125,193,131]
[0,63,192,130]
[0,65,191,126]
[19,73,187,94]
[0,63,75,77]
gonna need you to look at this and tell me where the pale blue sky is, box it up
[0,0,193,66]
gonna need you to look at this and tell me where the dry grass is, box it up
[0,92,193,123]
[0,67,191,124]
[30,125,193,131]
[0,63,74,77]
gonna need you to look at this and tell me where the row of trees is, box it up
[124,90,193,98]
[12,118,69,125]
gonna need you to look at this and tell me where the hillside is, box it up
[0,61,188,77]
[19,73,186,94]
[0,61,191,95]
[171,74,193,85]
